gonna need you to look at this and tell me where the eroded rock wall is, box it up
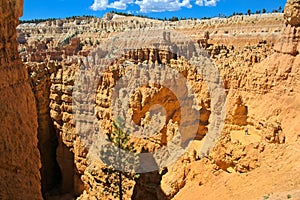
[0,0,42,199]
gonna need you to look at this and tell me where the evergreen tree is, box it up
[100,117,139,200]
[247,9,252,16]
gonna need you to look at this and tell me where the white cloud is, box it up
[108,0,134,10]
[195,0,203,6]
[90,0,108,10]
[135,0,192,13]
[195,0,219,7]
[90,0,217,12]
[180,0,192,8]
[108,1,127,9]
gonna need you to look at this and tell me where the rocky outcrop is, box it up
[226,96,248,126]
[274,0,300,55]
[274,24,300,55]
[284,0,300,26]
[0,0,42,199]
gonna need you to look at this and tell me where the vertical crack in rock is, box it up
[26,61,82,198]
[26,62,63,197]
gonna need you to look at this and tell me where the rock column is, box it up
[0,0,42,199]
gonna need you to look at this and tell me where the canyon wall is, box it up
[0,0,42,199]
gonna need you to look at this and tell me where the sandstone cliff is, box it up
[0,0,42,199]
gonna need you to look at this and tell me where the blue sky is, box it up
[21,0,287,20]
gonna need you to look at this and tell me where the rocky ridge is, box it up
[17,13,283,63]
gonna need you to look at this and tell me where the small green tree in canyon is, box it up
[100,117,140,200]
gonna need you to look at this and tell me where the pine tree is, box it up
[247,9,252,16]
[100,117,140,200]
